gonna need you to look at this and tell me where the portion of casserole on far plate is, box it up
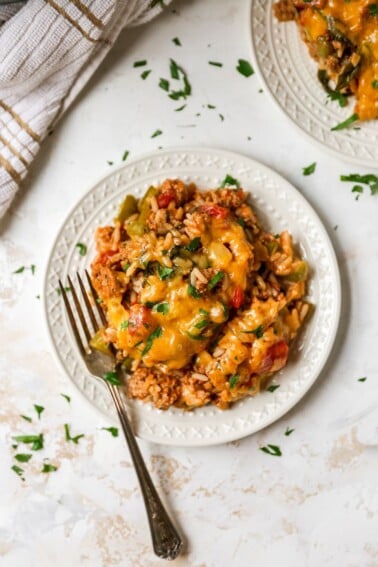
[274,0,378,121]
[90,179,311,410]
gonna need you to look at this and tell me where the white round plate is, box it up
[44,147,340,446]
[250,1,378,167]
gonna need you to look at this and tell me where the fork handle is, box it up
[107,383,183,561]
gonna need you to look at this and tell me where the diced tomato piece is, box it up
[231,286,244,309]
[97,249,118,266]
[128,304,153,337]
[200,204,229,219]
[259,340,289,374]
[157,189,175,208]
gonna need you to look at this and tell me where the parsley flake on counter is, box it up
[172,37,181,46]
[209,61,223,67]
[302,162,316,176]
[207,104,216,109]
[20,415,32,423]
[285,427,295,436]
[159,78,170,91]
[34,405,44,419]
[60,393,71,403]
[219,113,224,121]
[357,376,367,382]
[101,427,119,437]
[103,371,122,386]
[340,173,378,195]
[31,264,36,275]
[229,374,239,388]
[11,464,24,479]
[331,113,359,131]
[13,264,36,274]
[13,434,44,451]
[122,150,129,162]
[133,60,147,67]
[141,70,151,80]
[267,384,280,393]
[13,266,25,274]
[221,174,240,188]
[260,444,282,457]
[236,59,254,77]
[14,453,32,463]
[75,242,87,256]
[167,58,192,100]
[175,104,186,111]
[64,423,84,444]
[142,326,163,356]
[41,463,58,473]
[151,129,163,138]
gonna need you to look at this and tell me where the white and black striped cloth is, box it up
[0,0,170,218]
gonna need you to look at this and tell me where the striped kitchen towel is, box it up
[0,0,170,218]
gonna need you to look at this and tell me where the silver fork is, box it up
[58,271,183,561]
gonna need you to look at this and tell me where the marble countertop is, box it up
[1,1,377,565]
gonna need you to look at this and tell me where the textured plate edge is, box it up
[43,146,342,446]
[248,0,378,168]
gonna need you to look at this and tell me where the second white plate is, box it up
[44,147,340,446]
[250,0,378,167]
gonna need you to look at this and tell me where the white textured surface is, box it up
[44,147,340,445]
[1,0,377,565]
[250,0,378,166]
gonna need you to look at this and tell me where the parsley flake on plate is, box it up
[302,162,316,176]
[331,113,359,131]
[103,371,122,386]
[236,59,254,77]
[75,242,87,256]
[260,444,282,457]
[267,384,280,393]
[221,174,240,188]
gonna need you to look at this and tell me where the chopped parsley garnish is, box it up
[194,319,208,330]
[142,326,163,356]
[209,61,223,67]
[56,286,71,296]
[357,376,367,382]
[285,427,295,436]
[172,37,181,46]
[237,218,246,228]
[107,160,114,166]
[167,59,192,100]
[372,80,378,89]
[20,415,32,423]
[236,59,254,77]
[159,78,170,91]
[11,464,24,479]
[141,70,151,80]
[208,271,224,289]
[219,113,224,121]
[331,113,359,131]
[103,371,122,386]
[64,424,84,444]
[122,150,129,161]
[34,405,44,419]
[199,308,209,316]
[154,302,169,314]
[13,434,44,451]
[302,162,316,176]
[229,374,239,388]
[133,60,147,67]
[151,129,163,138]
[340,173,378,195]
[122,262,131,272]
[267,384,280,393]
[60,393,71,403]
[75,242,87,256]
[185,237,201,252]
[101,427,119,437]
[352,185,363,194]
[13,264,36,274]
[157,265,175,280]
[120,320,129,330]
[170,58,180,79]
[327,91,347,108]
[368,3,378,15]
[207,104,216,109]
[175,104,186,111]
[14,453,32,463]
[186,331,207,341]
[188,283,200,298]
[221,174,240,188]
[242,324,264,338]
[41,463,58,473]
[260,444,282,457]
